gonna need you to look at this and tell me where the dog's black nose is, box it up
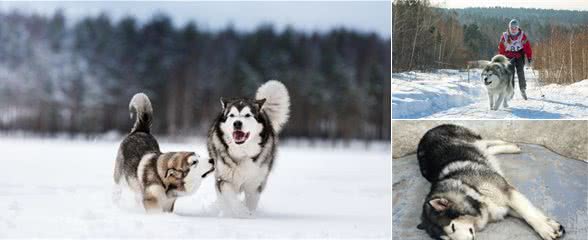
[209,158,214,164]
[234,121,242,129]
[484,77,488,81]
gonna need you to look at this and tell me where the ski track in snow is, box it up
[0,137,391,238]
[392,68,588,119]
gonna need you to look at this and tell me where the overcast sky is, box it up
[0,1,391,38]
[429,0,588,11]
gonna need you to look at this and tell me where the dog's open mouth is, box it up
[232,130,250,144]
[484,81,492,85]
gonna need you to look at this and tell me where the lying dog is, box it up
[481,55,515,110]
[417,124,565,240]
[113,93,214,212]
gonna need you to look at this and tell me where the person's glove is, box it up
[527,59,533,69]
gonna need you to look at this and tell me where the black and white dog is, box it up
[207,80,290,217]
[113,93,214,213]
[481,55,515,110]
[417,124,565,240]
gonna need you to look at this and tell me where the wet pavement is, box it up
[392,144,588,240]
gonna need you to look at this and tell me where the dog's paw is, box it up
[506,144,522,153]
[533,218,565,240]
[226,204,254,218]
[547,218,565,239]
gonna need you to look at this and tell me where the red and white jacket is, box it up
[498,29,532,60]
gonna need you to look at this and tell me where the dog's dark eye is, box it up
[245,113,251,118]
[191,160,198,166]
[452,223,455,233]
[229,114,235,117]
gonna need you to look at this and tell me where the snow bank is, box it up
[392,69,485,118]
[392,68,588,119]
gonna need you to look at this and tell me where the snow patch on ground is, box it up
[392,68,588,119]
[0,137,391,238]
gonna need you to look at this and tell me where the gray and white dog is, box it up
[481,55,515,110]
[417,124,565,240]
[114,93,215,213]
[207,80,290,217]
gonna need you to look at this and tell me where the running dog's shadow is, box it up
[509,96,588,118]
[536,98,588,109]
[510,107,562,119]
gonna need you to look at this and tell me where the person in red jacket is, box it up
[498,19,532,100]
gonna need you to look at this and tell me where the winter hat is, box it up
[509,19,520,29]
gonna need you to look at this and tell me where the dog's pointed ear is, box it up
[256,98,266,109]
[220,97,228,109]
[429,198,451,211]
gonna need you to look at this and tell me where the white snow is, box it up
[392,68,588,119]
[0,136,391,238]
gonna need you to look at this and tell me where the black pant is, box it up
[509,56,526,91]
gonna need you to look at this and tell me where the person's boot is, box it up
[521,89,528,100]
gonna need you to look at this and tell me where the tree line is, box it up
[534,26,588,84]
[0,11,391,140]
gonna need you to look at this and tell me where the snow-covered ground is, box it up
[392,68,588,119]
[0,137,391,238]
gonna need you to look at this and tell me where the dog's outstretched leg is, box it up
[479,140,509,147]
[488,92,495,110]
[508,189,565,240]
[493,93,505,110]
[244,183,264,211]
[486,144,521,155]
[216,179,252,218]
[143,184,167,213]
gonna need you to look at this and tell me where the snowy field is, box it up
[392,68,588,119]
[0,136,391,238]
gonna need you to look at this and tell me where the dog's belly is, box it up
[217,159,269,191]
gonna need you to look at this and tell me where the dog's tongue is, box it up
[233,131,246,141]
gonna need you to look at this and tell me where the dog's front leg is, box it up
[216,179,252,217]
[244,183,264,211]
[488,92,494,110]
[143,184,167,213]
[508,189,565,240]
[493,93,505,110]
[503,96,509,108]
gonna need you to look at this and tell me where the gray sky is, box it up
[0,1,391,38]
[429,0,588,11]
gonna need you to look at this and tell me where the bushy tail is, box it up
[129,93,153,134]
[491,54,509,64]
[256,80,290,133]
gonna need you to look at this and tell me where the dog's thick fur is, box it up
[114,93,214,213]
[417,124,565,240]
[482,55,515,110]
[207,80,290,217]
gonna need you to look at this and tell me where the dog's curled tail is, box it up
[129,93,153,134]
[491,54,509,64]
[256,80,290,133]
